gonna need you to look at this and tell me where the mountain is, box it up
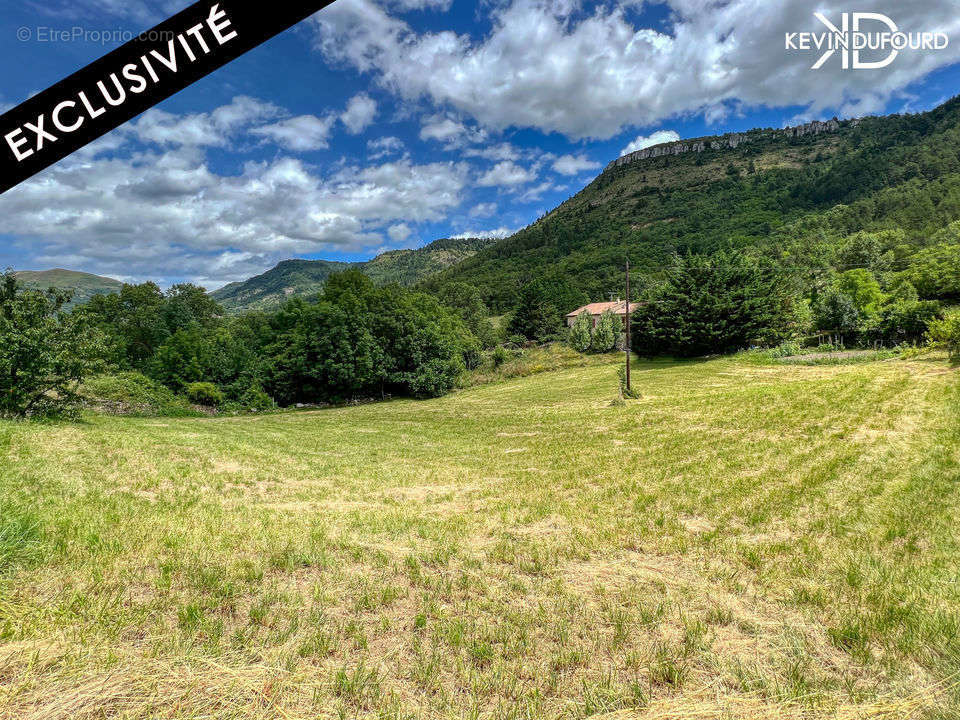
[423,97,960,313]
[14,269,123,304]
[211,236,494,313]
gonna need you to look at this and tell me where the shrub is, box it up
[492,345,510,368]
[239,385,275,413]
[927,314,960,360]
[186,382,225,407]
[591,310,619,353]
[81,372,196,416]
[569,310,593,353]
[768,341,803,359]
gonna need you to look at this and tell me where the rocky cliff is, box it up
[607,118,849,171]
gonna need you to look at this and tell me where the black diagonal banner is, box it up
[0,1,336,195]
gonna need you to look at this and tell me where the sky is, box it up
[1,0,960,289]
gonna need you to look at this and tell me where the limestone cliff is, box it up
[607,118,850,171]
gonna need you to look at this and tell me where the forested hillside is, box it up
[13,269,122,305]
[424,97,960,318]
[212,237,492,312]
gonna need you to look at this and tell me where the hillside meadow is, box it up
[1,354,959,719]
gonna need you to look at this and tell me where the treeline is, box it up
[0,270,490,418]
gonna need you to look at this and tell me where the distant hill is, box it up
[423,96,960,313]
[212,237,493,313]
[14,269,123,304]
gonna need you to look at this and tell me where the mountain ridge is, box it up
[211,236,495,313]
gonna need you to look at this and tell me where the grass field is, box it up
[1,354,959,719]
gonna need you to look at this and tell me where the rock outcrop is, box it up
[607,118,843,171]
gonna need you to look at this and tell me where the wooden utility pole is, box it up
[624,259,631,394]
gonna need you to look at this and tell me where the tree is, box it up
[813,289,861,337]
[631,252,799,357]
[591,309,619,353]
[0,272,103,418]
[835,269,885,314]
[569,310,593,353]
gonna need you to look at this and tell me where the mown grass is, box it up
[0,354,958,719]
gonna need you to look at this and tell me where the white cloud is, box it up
[367,136,406,159]
[620,130,681,156]
[314,0,960,139]
[388,223,413,242]
[477,161,537,187]
[129,96,281,147]
[469,202,497,218]
[252,114,338,151]
[341,93,378,134]
[552,154,601,175]
[0,116,469,286]
[419,116,466,143]
[516,180,554,203]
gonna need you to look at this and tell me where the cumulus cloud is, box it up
[552,154,601,175]
[314,0,960,139]
[477,161,537,187]
[420,116,466,143]
[129,96,281,147]
[252,114,338,151]
[388,223,414,242]
[620,130,681,156]
[341,93,378,134]
[0,127,469,285]
[469,202,497,218]
[367,135,406,159]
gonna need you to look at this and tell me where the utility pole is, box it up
[624,259,631,395]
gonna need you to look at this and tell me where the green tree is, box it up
[631,253,798,357]
[591,309,619,353]
[569,310,593,353]
[0,272,103,418]
[813,288,861,336]
[835,269,885,314]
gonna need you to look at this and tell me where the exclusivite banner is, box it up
[0,1,337,195]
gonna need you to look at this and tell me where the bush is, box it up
[80,372,196,416]
[767,341,803,358]
[927,314,960,360]
[239,385,275,412]
[186,382,225,407]
[492,345,510,368]
[591,310,620,353]
[569,310,593,353]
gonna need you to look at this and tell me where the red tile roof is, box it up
[565,300,633,318]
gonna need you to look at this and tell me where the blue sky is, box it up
[1,0,960,288]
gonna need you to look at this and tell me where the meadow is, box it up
[1,353,959,719]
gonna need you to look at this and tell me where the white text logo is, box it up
[786,12,948,70]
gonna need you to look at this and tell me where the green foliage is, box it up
[835,269,884,314]
[905,242,960,299]
[591,310,620,353]
[492,345,509,368]
[186,382,225,407]
[569,310,593,353]
[0,272,103,418]
[813,289,861,335]
[508,276,587,342]
[631,253,799,357]
[927,313,960,360]
[80,372,196,416]
[266,274,471,403]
